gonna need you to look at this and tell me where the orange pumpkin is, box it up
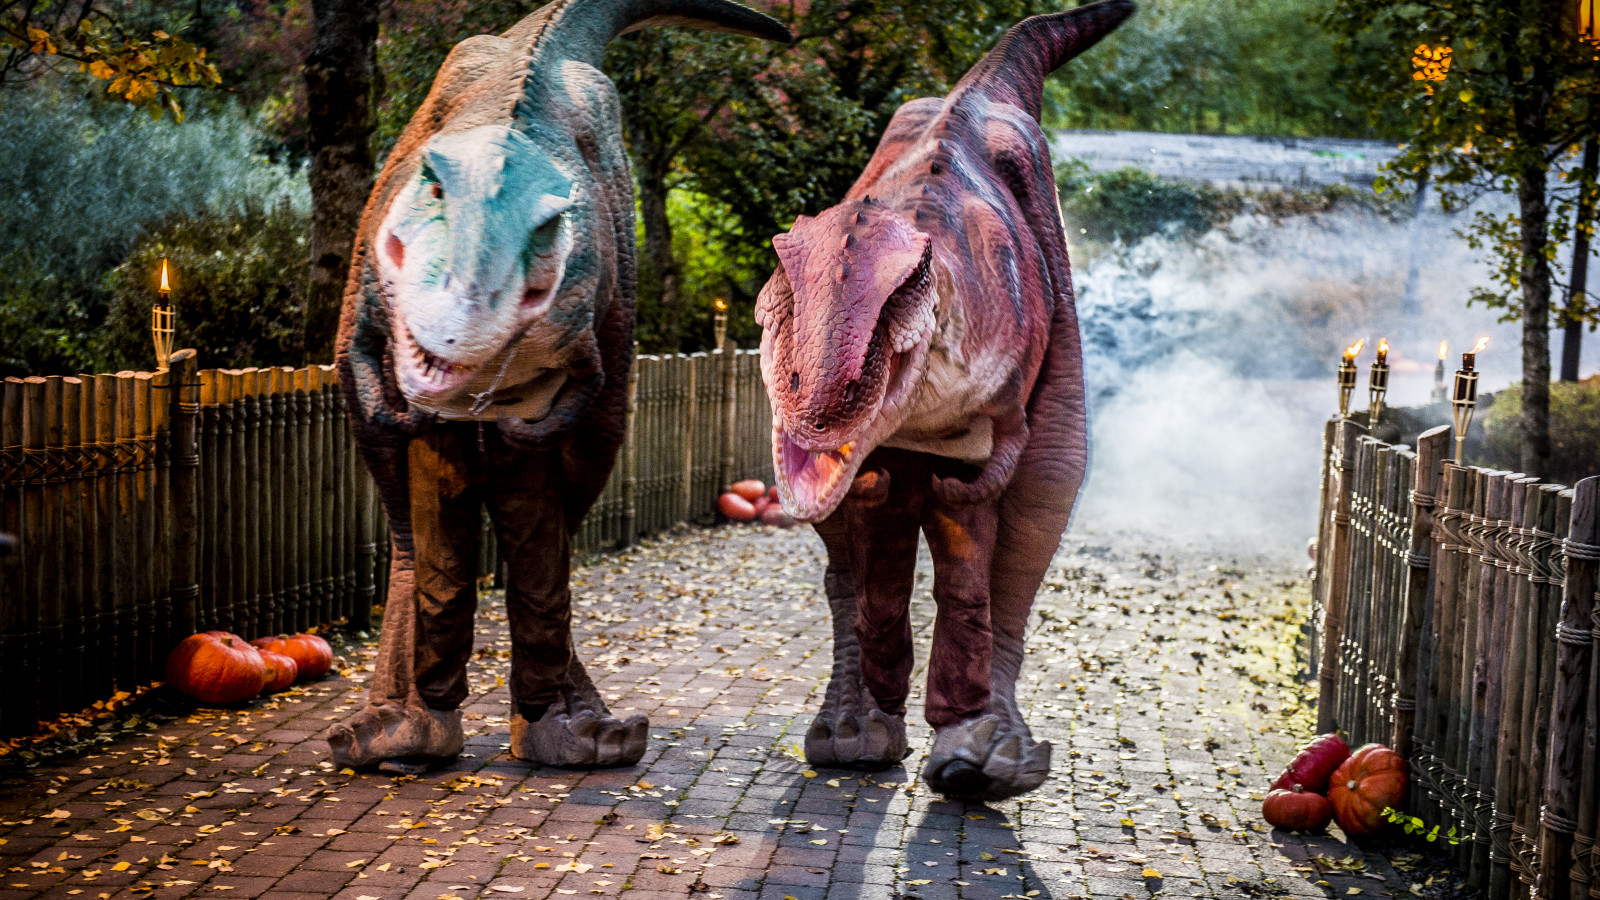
[252,633,334,681]
[1271,733,1351,793]
[259,650,299,692]
[1262,785,1333,831]
[1327,743,1407,836]
[166,632,268,704]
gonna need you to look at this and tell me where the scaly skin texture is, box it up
[327,0,789,772]
[757,0,1133,800]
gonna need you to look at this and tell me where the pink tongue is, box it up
[781,433,843,508]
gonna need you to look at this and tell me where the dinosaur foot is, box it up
[511,707,647,767]
[921,714,1051,801]
[324,702,465,772]
[805,692,910,770]
[510,674,648,768]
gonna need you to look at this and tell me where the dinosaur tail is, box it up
[536,0,791,72]
[952,0,1135,121]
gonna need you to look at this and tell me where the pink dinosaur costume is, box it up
[756,0,1134,799]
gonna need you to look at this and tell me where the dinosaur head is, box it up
[375,124,581,417]
[758,200,939,521]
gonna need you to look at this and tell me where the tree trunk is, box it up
[1518,160,1554,478]
[302,0,378,365]
[639,169,681,352]
[1560,137,1598,382]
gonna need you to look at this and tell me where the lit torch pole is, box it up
[1338,339,1364,418]
[152,258,175,372]
[1368,337,1390,430]
[712,298,729,350]
[1452,337,1488,463]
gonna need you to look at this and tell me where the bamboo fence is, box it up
[0,344,773,737]
[1312,417,1600,900]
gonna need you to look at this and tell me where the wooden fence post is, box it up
[1318,418,1366,734]
[1539,477,1599,899]
[680,356,697,524]
[1398,426,1449,765]
[720,339,737,495]
[620,345,639,547]
[168,350,200,642]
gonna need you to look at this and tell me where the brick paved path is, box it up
[0,526,1406,900]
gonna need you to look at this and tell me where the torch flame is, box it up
[1474,336,1489,353]
[1439,340,1448,360]
[159,259,170,293]
[714,298,728,312]
[1378,337,1390,356]
[1343,339,1365,360]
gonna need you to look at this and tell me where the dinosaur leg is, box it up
[326,428,469,774]
[489,434,645,768]
[805,451,923,770]
[805,501,910,769]
[917,491,1025,799]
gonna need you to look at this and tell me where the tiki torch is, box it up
[152,258,175,371]
[713,298,729,349]
[1451,337,1488,463]
[1338,339,1364,417]
[1368,338,1390,430]
[1432,340,1448,403]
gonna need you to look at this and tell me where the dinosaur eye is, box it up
[842,380,858,404]
[789,372,799,393]
[431,184,443,200]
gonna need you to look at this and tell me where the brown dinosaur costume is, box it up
[326,0,790,773]
[756,1,1133,799]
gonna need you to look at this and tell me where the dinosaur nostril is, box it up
[814,422,825,431]
[789,372,799,393]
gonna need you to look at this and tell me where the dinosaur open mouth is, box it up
[395,320,478,397]
[773,430,864,522]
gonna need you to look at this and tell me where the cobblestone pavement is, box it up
[0,526,1407,900]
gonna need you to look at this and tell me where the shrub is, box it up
[1057,160,1222,248]
[99,199,310,371]
[0,84,306,375]
[1479,377,1600,485]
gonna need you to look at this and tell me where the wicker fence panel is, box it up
[1313,416,1600,900]
[0,347,777,736]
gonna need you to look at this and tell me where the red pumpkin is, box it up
[252,633,334,681]
[166,632,268,704]
[767,485,779,502]
[1271,733,1351,793]
[760,506,797,528]
[258,650,298,692]
[730,480,766,502]
[1327,743,1407,836]
[751,496,771,519]
[718,492,756,521]
[1262,785,1334,831]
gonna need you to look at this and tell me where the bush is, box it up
[1479,377,1600,486]
[100,200,311,371]
[0,84,306,375]
[1057,161,1222,248]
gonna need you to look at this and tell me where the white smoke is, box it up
[1066,197,1553,557]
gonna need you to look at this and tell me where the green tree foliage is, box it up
[1327,0,1600,476]
[101,199,310,369]
[0,86,305,375]
[1045,0,1380,138]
